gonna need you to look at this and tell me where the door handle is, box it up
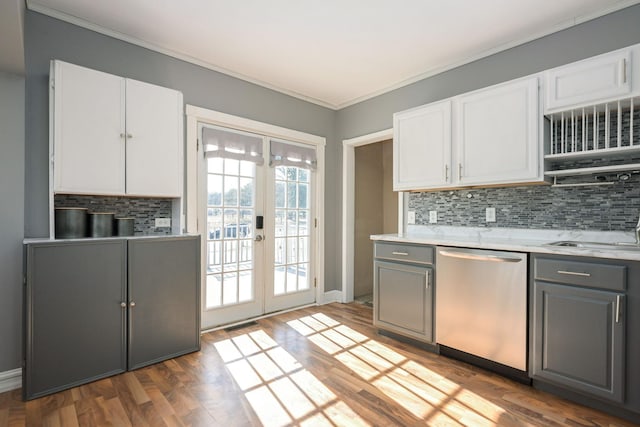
[616,294,622,323]
[255,235,264,242]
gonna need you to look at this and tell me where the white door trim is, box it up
[185,105,326,320]
[341,128,404,303]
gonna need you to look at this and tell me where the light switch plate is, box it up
[429,210,438,223]
[155,218,171,228]
[486,207,496,222]
[407,211,416,225]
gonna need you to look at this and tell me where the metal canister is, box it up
[55,207,88,238]
[88,212,114,237]
[115,217,135,236]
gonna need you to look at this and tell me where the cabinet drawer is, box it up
[534,257,626,291]
[375,242,434,264]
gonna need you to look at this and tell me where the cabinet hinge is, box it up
[23,276,27,286]
[314,218,318,228]
[314,278,317,288]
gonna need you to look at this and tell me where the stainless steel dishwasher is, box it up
[436,247,527,371]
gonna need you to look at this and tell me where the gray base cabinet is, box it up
[532,281,624,402]
[373,242,434,343]
[24,240,127,399]
[128,237,200,370]
[24,235,200,400]
[530,254,629,405]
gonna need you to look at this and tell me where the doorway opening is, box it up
[354,140,398,305]
[342,128,404,303]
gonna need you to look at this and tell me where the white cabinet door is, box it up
[545,49,631,113]
[393,100,451,191]
[456,77,540,186]
[52,61,126,194]
[125,79,183,197]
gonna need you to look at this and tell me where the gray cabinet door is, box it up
[374,260,433,342]
[531,281,624,403]
[127,236,200,369]
[25,240,127,399]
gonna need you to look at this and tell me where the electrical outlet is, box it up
[429,210,438,223]
[486,207,496,223]
[155,218,171,228]
[407,211,416,225]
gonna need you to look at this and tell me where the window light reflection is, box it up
[287,313,508,426]
[213,329,369,427]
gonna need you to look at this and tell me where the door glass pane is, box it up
[206,158,256,309]
[273,165,312,296]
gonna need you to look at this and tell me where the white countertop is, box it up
[24,233,200,244]
[371,225,640,261]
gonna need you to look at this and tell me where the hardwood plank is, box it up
[1,302,637,427]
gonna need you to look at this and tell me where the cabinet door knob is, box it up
[120,302,127,308]
[127,133,133,139]
[130,301,136,307]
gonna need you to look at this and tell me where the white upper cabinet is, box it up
[393,100,451,191]
[393,76,543,191]
[51,60,183,197]
[52,61,126,195]
[125,79,183,197]
[456,77,541,186]
[545,48,633,113]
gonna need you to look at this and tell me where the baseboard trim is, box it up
[322,290,343,304]
[0,368,22,393]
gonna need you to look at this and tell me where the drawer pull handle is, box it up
[425,270,430,290]
[557,270,591,277]
[392,251,409,256]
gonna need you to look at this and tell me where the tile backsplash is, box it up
[408,174,640,231]
[55,195,174,235]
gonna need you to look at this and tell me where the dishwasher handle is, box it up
[438,249,523,263]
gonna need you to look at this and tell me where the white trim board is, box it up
[0,368,22,393]
[342,128,404,303]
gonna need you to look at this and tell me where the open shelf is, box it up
[545,145,640,161]
[544,163,640,177]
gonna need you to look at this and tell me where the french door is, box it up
[199,125,317,328]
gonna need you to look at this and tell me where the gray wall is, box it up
[23,11,341,296]
[0,71,25,372]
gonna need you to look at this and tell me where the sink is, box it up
[545,241,640,250]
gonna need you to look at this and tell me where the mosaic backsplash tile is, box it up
[408,174,640,231]
[55,195,174,235]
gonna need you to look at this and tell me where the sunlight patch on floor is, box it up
[287,313,509,426]
[213,328,369,427]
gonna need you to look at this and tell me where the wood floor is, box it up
[0,303,635,426]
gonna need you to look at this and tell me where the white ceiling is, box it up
[25,0,640,109]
